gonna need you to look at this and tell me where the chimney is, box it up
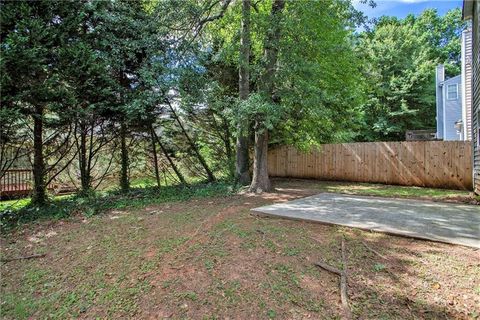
[436,65,445,139]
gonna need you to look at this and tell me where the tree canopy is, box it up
[355,8,467,141]
[0,0,467,200]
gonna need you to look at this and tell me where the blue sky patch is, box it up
[353,0,462,19]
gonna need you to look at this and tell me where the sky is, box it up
[353,0,463,19]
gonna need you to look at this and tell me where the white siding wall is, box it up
[472,1,480,193]
[443,77,463,141]
[462,29,473,140]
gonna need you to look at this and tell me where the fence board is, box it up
[268,141,473,190]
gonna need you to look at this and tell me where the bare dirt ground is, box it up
[1,179,479,319]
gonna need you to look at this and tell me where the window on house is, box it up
[447,84,458,100]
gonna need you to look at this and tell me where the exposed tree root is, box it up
[1,253,46,263]
[314,261,342,275]
[362,241,389,260]
[315,238,352,319]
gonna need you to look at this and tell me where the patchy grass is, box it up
[0,181,235,230]
[0,198,32,211]
[1,179,478,319]
[274,178,477,203]
[0,194,77,212]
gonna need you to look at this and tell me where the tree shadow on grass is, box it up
[321,230,478,319]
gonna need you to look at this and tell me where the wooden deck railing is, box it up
[1,169,77,199]
[0,169,33,197]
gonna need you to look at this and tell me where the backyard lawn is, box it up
[275,179,478,204]
[1,179,479,319]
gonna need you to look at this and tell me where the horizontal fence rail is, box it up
[268,141,473,190]
[0,169,77,199]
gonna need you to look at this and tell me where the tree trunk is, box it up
[249,124,271,192]
[32,106,47,205]
[236,0,251,185]
[119,121,129,192]
[249,0,285,193]
[150,125,161,188]
[151,127,187,185]
[166,100,215,182]
[222,116,235,178]
[78,120,90,194]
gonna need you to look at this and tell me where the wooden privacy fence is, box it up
[268,141,472,190]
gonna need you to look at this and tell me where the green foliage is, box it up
[0,0,470,211]
[0,1,84,115]
[207,0,365,148]
[237,93,285,132]
[413,8,466,76]
[274,0,365,147]
[0,181,236,231]
[373,263,386,272]
[356,8,467,141]
[267,309,277,319]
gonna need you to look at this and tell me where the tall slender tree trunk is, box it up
[78,120,90,194]
[32,105,47,205]
[151,128,187,185]
[119,121,129,192]
[166,100,215,182]
[236,0,251,185]
[222,117,235,178]
[250,126,270,192]
[249,0,285,193]
[150,125,161,188]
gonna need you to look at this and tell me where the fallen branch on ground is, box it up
[309,235,323,244]
[314,238,352,320]
[362,241,389,260]
[1,253,46,263]
[340,239,351,319]
[314,261,342,275]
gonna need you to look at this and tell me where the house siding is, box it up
[443,77,463,141]
[473,1,480,194]
[462,29,473,140]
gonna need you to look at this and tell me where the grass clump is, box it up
[317,182,470,200]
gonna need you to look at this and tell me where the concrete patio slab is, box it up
[252,193,480,248]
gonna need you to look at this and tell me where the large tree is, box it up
[95,0,164,192]
[1,1,83,205]
[59,2,116,194]
[235,0,251,185]
[200,0,365,193]
[249,0,285,192]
